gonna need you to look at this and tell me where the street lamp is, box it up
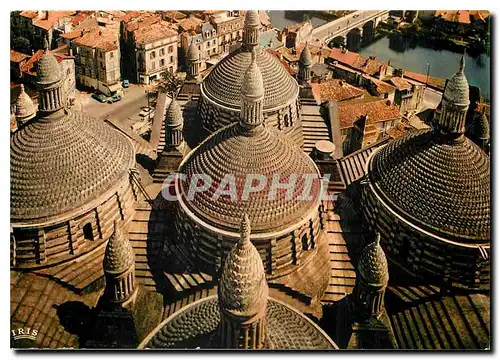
[425,62,430,89]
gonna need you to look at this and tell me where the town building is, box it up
[122,14,179,84]
[282,21,314,49]
[72,27,121,95]
[18,44,76,106]
[14,11,76,50]
[311,78,366,105]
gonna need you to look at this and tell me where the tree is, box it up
[157,70,183,97]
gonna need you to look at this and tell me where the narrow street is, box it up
[73,84,154,130]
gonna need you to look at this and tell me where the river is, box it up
[267,11,490,101]
[267,11,327,30]
[360,36,490,101]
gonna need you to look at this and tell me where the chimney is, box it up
[69,47,73,56]
[45,11,49,20]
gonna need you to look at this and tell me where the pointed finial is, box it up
[43,37,49,51]
[459,54,465,73]
[375,232,381,245]
[19,84,24,92]
[239,214,251,246]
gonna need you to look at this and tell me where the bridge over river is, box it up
[310,10,390,49]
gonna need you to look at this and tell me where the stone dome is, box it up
[165,97,183,127]
[15,85,36,121]
[357,235,389,286]
[103,221,135,274]
[367,128,490,243]
[186,41,199,62]
[218,215,268,317]
[244,10,260,26]
[299,43,312,67]
[36,50,62,85]
[201,46,299,111]
[443,56,469,106]
[177,121,321,233]
[11,110,136,221]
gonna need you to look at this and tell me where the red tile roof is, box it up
[178,16,204,33]
[120,11,142,23]
[19,10,38,19]
[328,47,360,67]
[369,77,396,95]
[388,77,411,90]
[73,28,118,51]
[132,20,178,45]
[311,79,366,104]
[435,10,471,24]
[10,50,30,63]
[33,11,75,30]
[470,10,490,22]
[338,97,401,129]
[20,49,71,77]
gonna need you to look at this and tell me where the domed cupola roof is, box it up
[357,234,389,286]
[202,47,298,110]
[165,97,183,127]
[218,214,268,317]
[367,129,490,243]
[299,43,312,67]
[244,10,260,27]
[11,111,136,222]
[366,56,490,244]
[201,11,298,111]
[15,85,36,122]
[443,55,469,106]
[103,221,135,274]
[178,61,321,233]
[186,41,199,62]
[11,52,136,223]
[36,40,62,85]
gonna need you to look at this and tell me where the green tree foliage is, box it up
[157,71,183,97]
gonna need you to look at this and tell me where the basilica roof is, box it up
[11,109,135,222]
[139,296,337,349]
[201,46,299,110]
[36,44,62,85]
[177,122,322,233]
[367,128,490,243]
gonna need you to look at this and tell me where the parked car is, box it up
[92,93,108,103]
[138,107,154,118]
[122,79,130,88]
[107,93,122,103]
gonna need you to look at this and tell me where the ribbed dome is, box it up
[299,43,312,67]
[443,56,469,106]
[11,110,135,221]
[15,85,36,121]
[368,129,490,243]
[186,41,199,61]
[36,51,62,85]
[202,47,298,110]
[166,97,183,127]
[357,235,389,286]
[245,10,260,26]
[178,123,321,233]
[104,221,135,274]
[218,215,268,317]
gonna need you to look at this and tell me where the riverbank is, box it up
[377,21,489,57]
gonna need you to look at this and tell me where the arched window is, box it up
[83,223,94,241]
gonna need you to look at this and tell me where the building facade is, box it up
[72,28,122,95]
